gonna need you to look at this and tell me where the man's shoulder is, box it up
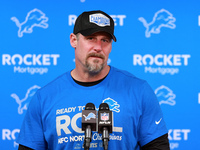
[110,66,145,83]
[37,71,70,95]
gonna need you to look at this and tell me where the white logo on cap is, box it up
[89,13,110,27]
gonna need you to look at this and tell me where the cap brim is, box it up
[80,28,117,42]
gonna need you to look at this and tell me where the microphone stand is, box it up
[84,125,92,150]
[98,103,112,150]
[102,127,109,150]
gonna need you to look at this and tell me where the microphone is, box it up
[98,103,113,150]
[82,103,97,150]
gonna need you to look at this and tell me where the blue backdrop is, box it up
[0,0,200,149]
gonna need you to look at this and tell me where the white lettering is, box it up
[71,113,83,133]
[2,54,60,66]
[93,133,102,141]
[168,129,190,141]
[198,15,200,26]
[2,129,20,140]
[182,55,190,65]
[173,129,181,140]
[163,55,173,66]
[13,66,48,75]
[2,129,11,140]
[78,106,85,111]
[90,143,98,148]
[33,54,42,65]
[133,54,191,66]
[56,115,71,136]
[133,54,142,65]
[69,15,126,26]
[56,113,84,136]
[2,54,11,65]
[24,54,32,65]
[70,135,84,142]
[51,54,60,65]
[144,67,179,75]
[56,107,77,115]
[155,54,163,66]
[170,143,179,149]
[143,54,153,65]
[110,15,126,26]
[198,93,200,104]
[58,137,68,144]
[14,141,19,148]
[109,133,122,141]
[56,113,123,136]
[181,129,190,140]
[113,127,123,132]
[117,15,126,26]
[173,55,181,66]
[90,14,110,26]
[68,15,77,26]
[12,54,23,65]
[43,54,50,65]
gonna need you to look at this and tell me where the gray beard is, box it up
[85,59,104,75]
[85,53,105,75]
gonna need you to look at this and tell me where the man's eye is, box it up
[102,39,110,43]
[87,37,94,40]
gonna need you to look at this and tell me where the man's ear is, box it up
[70,33,77,48]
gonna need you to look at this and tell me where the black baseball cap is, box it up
[73,10,117,42]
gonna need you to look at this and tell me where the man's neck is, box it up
[71,65,110,82]
[72,75,107,86]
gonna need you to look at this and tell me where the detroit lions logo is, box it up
[102,97,120,113]
[155,85,176,106]
[11,8,48,37]
[11,85,41,114]
[83,112,96,121]
[138,9,176,38]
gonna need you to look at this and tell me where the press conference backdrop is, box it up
[0,0,200,149]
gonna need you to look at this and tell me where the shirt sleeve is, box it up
[138,82,168,147]
[18,144,34,150]
[141,133,170,150]
[16,91,47,149]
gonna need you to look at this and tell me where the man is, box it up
[17,10,170,150]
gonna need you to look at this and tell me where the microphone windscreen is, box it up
[85,103,95,110]
[98,103,113,133]
[99,103,109,110]
[82,103,97,131]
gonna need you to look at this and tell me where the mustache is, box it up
[87,53,105,60]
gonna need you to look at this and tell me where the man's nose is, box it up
[93,40,102,52]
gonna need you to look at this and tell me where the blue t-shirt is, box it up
[17,66,168,150]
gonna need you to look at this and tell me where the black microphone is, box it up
[98,103,113,150]
[82,103,97,150]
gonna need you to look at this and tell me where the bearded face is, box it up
[85,52,106,74]
[71,32,112,76]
